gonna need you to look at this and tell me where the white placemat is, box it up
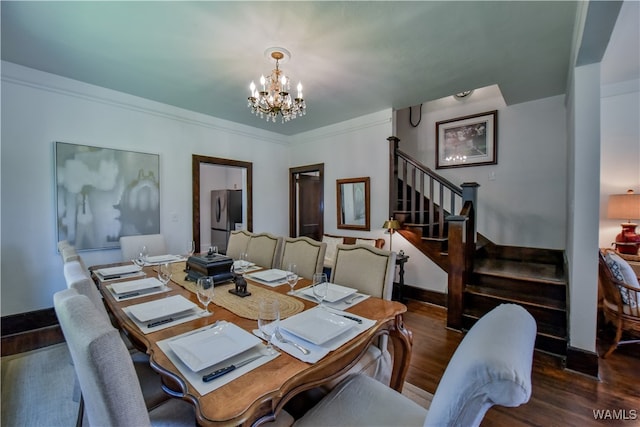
[157,322,279,396]
[252,307,375,363]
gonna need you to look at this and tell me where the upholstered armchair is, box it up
[280,236,327,280]
[226,229,253,260]
[246,232,283,269]
[598,249,640,357]
[293,303,536,427]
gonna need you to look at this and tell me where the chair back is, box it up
[330,244,396,299]
[119,234,167,261]
[54,289,151,427]
[599,249,640,316]
[246,232,283,269]
[63,260,110,323]
[280,237,327,280]
[424,303,536,427]
[226,230,252,259]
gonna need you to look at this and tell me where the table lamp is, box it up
[607,189,640,255]
[382,218,401,253]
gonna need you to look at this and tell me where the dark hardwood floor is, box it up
[403,300,640,426]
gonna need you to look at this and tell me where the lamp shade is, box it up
[382,219,400,230]
[607,190,640,222]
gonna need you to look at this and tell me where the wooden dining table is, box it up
[92,261,413,427]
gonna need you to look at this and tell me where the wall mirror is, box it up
[336,177,370,231]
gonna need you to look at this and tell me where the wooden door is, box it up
[290,164,324,239]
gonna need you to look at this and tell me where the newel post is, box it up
[388,136,400,219]
[447,215,466,330]
[461,182,479,242]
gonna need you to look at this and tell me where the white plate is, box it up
[96,264,142,278]
[146,254,181,263]
[301,283,358,303]
[128,295,197,323]
[168,322,261,372]
[233,260,255,269]
[247,269,288,283]
[280,307,354,345]
[111,277,163,295]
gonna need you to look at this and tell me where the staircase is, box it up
[388,137,568,357]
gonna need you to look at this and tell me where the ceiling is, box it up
[0,1,633,136]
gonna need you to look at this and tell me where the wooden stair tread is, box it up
[465,285,566,311]
[462,312,566,340]
[474,258,565,285]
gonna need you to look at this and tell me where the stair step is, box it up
[474,258,565,285]
[465,285,566,312]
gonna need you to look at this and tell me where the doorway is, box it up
[289,164,324,240]
[192,155,253,252]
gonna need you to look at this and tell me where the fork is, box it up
[274,329,310,355]
[345,294,364,304]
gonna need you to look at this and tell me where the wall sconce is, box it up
[382,218,401,253]
[607,189,640,254]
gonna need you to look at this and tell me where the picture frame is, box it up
[336,177,370,231]
[435,110,498,169]
[54,141,160,251]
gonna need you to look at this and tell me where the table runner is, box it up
[161,262,304,320]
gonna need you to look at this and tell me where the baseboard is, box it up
[565,346,599,379]
[1,307,65,356]
[403,285,447,307]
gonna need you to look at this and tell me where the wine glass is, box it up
[286,263,299,295]
[187,240,196,257]
[196,276,214,312]
[140,245,149,264]
[234,252,249,276]
[158,262,172,286]
[312,273,328,305]
[258,299,280,355]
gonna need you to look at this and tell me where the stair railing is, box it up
[388,136,478,328]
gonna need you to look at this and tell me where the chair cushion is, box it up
[355,238,376,247]
[293,374,427,427]
[605,252,640,306]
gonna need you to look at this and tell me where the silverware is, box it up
[274,329,310,355]
[345,294,364,304]
[202,354,263,382]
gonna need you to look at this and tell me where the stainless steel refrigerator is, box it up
[211,189,243,254]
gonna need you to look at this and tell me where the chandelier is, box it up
[247,48,306,123]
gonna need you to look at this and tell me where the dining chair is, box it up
[330,244,396,300]
[293,303,536,427]
[119,234,167,262]
[246,232,283,269]
[62,262,172,411]
[53,289,195,427]
[598,248,640,357]
[280,237,327,280]
[226,229,253,259]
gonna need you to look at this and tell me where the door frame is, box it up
[192,155,253,251]
[289,163,324,238]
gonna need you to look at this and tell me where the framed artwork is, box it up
[336,177,370,231]
[435,110,498,169]
[54,141,160,251]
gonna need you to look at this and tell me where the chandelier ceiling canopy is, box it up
[247,47,306,124]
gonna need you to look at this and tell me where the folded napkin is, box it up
[294,286,370,310]
[157,323,279,396]
[252,308,375,363]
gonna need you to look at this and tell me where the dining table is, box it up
[91,258,413,427]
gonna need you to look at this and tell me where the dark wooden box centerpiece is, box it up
[186,253,234,284]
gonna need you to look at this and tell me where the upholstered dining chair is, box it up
[293,303,537,427]
[61,263,171,411]
[119,234,167,262]
[598,248,640,358]
[280,237,327,280]
[330,244,396,300]
[246,232,283,269]
[226,229,253,259]
[54,289,195,427]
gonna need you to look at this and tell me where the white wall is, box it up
[599,79,640,247]
[1,62,289,315]
[397,93,568,250]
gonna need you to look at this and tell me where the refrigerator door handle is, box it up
[215,197,222,223]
